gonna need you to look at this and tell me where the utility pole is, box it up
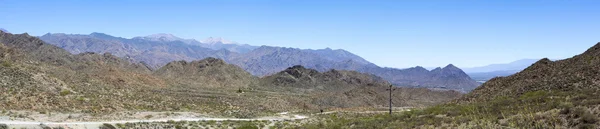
[386,84,396,115]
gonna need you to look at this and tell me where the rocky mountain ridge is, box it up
[39,32,479,92]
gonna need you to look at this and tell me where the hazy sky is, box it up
[1,0,599,68]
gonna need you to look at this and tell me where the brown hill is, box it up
[459,42,600,103]
[154,57,257,88]
[259,65,462,108]
[298,42,600,129]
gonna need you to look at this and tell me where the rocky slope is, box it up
[459,42,600,103]
[1,31,462,118]
[259,65,462,108]
[299,42,600,129]
[154,57,258,88]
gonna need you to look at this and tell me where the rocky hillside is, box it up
[356,64,479,92]
[258,65,388,92]
[259,65,462,108]
[154,57,258,88]
[459,42,600,103]
[299,42,600,129]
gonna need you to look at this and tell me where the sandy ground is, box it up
[0,107,412,129]
[0,111,307,129]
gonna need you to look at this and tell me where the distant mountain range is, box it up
[462,59,540,73]
[38,32,479,92]
[462,59,555,81]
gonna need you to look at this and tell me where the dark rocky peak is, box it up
[522,58,553,71]
[323,69,344,78]
[283,65,320,78]
[78,52,97,55]
[406,66,430,73]
[75,52,129,64]
[443,64,460,71]
[164,60,188,67]
[581,42,600,56]
[531,58,552,67]
[431,67,442,72]
[414,66,429,71]
[163,58,227,69]
[190,57,226,67]
[1,31,46,49]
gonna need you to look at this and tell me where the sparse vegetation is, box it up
[0,124,7,129]
[299,42,600,128]
[59,90,70,96]
[99,123,116,129]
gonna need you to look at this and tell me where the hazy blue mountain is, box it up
[40,32,479,92]
[462,59,557,82]
[228,46,373,76]
[40,32,237,68]
[134,34,259,53]
[468,70,521,82]
[461,59,539,73]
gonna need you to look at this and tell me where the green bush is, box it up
[0,124,7,129]
[99,123,116,129]
[578,124,596,129]
[580,112,598,124]
[116,123,125,128]
[60,90,71,96]
[1,60,11,67]
[237,123,258,129]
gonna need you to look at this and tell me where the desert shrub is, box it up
[175,125,185,129]
[99,123,116,129]
[115,123,125,128]
[237,122,258,129]
[60,90,70,96]
[580,112,598,124]
[1,60,11,67]
[578,124,596,129]
[167,120,176,124]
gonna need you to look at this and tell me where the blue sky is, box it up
[1,0,599,68]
